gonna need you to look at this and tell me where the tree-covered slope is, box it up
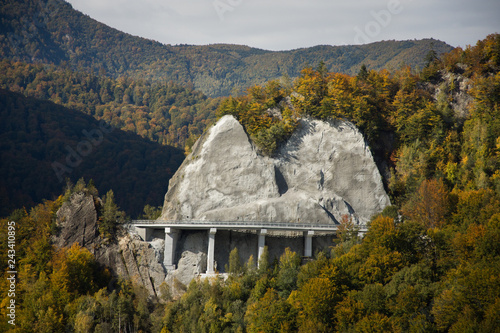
[0,59,220,150]
[159,33,500,333]
[0,34,499,333]
[0,0,453,96]
[0,88,185,217]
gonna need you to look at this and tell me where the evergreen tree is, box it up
[357,64,369,80]
[227,247,243,275]
[424,44,439,67]
[100,190,126,239]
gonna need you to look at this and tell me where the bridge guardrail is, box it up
[128,220,368,232]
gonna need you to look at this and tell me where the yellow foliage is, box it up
[358,247,403,284]
[355,312,392,333]
[402,178,450,228]
[335,296,365,331]
[292,277,341,331]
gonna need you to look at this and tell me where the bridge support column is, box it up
[137,227,153,242]
[258,229,267,267]
[304,230,315,257]
[207,228,217,274]
[164,228,179,271]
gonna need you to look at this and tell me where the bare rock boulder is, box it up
[161,115,390,226]
[53,192,100,248]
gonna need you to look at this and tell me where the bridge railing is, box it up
[129,220,368,232]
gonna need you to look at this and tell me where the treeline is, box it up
[0,59,220,150]
[1,179,499,332]
[0,0,453,96]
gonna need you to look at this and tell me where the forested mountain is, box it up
[1,34,499,332]
[1,0,499,330]
[0,60,220,150]
[0,0,453,96]
[0,88,184,217]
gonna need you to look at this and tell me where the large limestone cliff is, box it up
[161,115,390,225]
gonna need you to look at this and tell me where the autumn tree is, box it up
[402,178,450,228]
[245,289,296,333]
[227,247,243,275]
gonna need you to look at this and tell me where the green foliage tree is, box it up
[100,189,126,239]
[258,245,270,275]
[275,248,302,297]
[357,64,369,80]
[227,247,243,275]
[141,204,162,220]
[245,289,296,333]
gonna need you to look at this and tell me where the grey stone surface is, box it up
[161,115,390,226]
[117,234,166,297]
[54,192,100,248]
[165,231,207,296]
[434,71,473,119]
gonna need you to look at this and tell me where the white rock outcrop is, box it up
[161,115,390,226]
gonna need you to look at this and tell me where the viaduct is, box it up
[130,220,367,274]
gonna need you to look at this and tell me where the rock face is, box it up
[54,192,167,298]
[161,115,390,225]
[165,231,208,293]
[432,71,473,119]
[54,192,100,248]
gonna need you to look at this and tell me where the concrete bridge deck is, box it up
[130,220,368,232]
[128,219,367,274]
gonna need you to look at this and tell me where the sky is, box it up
[66,0,500,51]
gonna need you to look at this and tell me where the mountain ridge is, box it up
[0,0,454,96]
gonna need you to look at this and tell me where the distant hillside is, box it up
[0,59,220,150]
[0,88,185,217]
[0,0,454,96]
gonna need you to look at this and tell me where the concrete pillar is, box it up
[164,228,179,271]
[137,227,153,242]
[258,229,267,266]
[207,228,217,274]
[304,230,315,257]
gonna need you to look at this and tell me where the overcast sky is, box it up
[66,0,500,51]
